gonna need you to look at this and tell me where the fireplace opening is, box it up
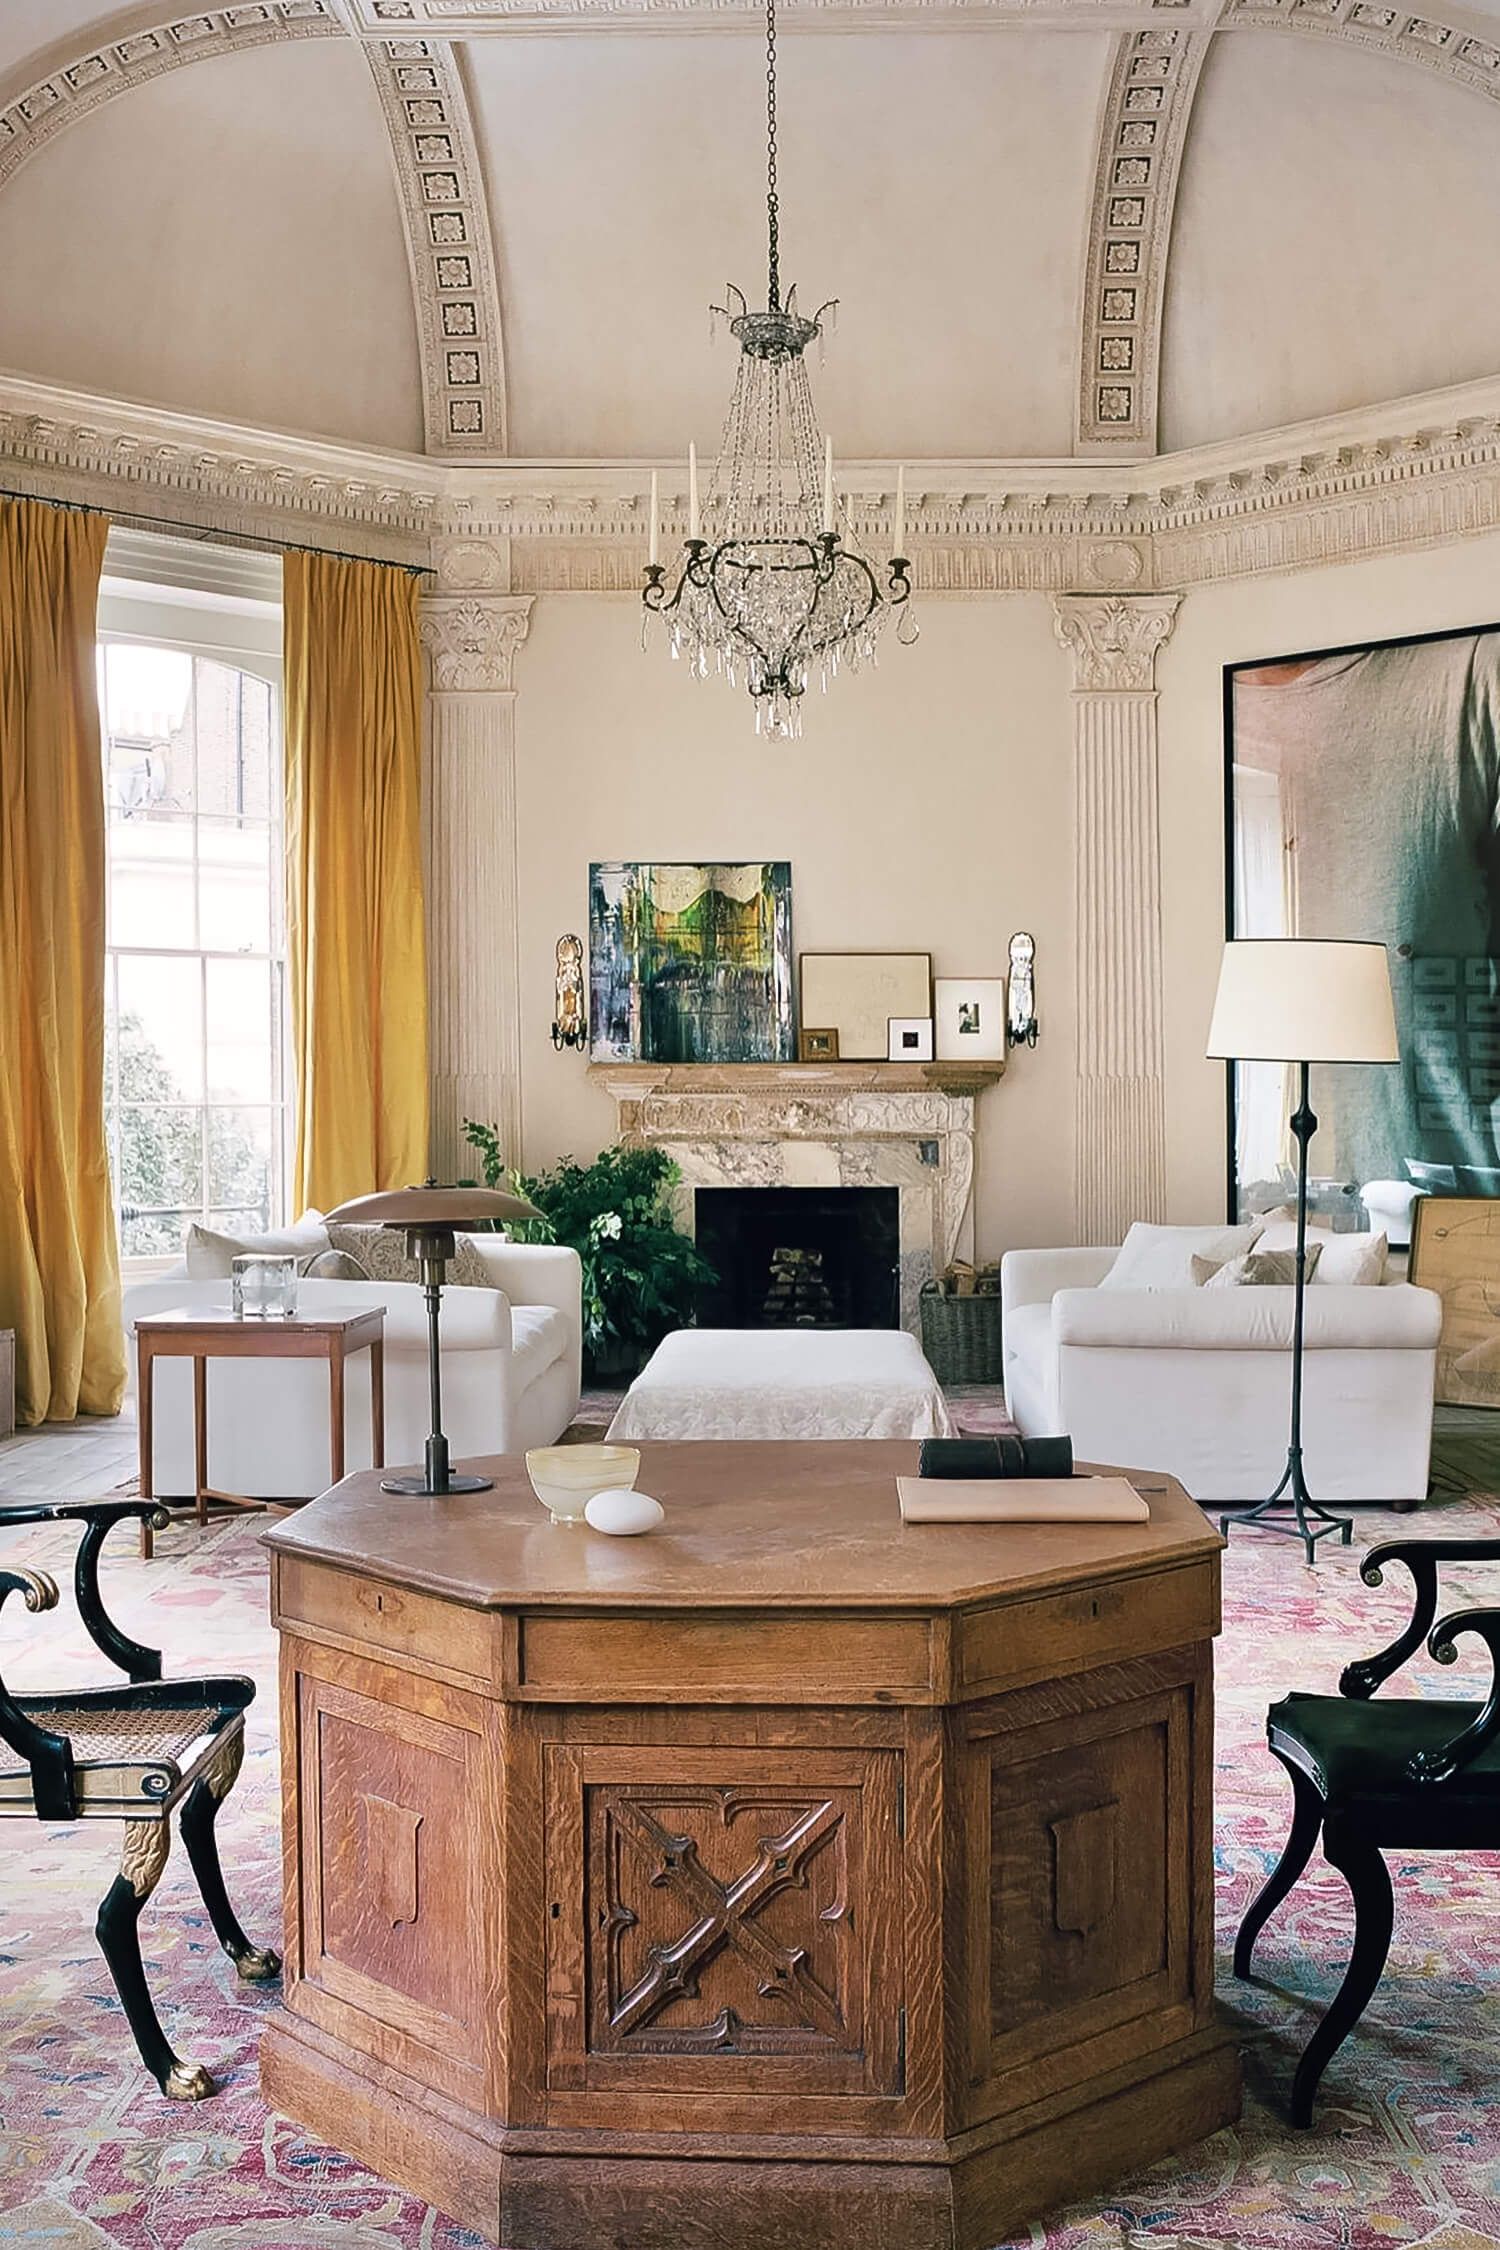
[693,1187,900,1330]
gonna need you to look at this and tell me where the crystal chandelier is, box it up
[641,0,915,739]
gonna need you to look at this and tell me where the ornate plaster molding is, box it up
[0,4,340,196]
[1226,0,1500,103]
[337,0,1212,32]
[421,592,533,689]
[349,29,509,455]
[1075,18,1216,455]
[1052,591,1181,687]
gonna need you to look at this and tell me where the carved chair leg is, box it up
[95,1819,215,2101]
[179,1733,281,1983]
[1289,1832,1394,2129]
[1234,1762,1324,1980]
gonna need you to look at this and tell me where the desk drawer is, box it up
[956,1561,1217,1698]
[275,1559,497,1688]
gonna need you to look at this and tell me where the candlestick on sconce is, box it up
[893,464,907,559]
[822,435,835,536]
[648,471,660,569]
[688,443,700,542]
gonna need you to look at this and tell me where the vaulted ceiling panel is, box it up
[1160,27,1500,450]
[0,35,423,451]
[467,28,1110,461]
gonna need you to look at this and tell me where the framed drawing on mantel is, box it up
[589,862,794,1063]
[798,953,932,1063]
[1408,1196,1500,1407]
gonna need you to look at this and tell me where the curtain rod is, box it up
[0,484,434,577]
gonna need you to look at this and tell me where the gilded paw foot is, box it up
[163,2060,216,2101]
[233,1944,282,1984]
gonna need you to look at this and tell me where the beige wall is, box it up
[513,590,1079,1261]
[511,527,1500,1261]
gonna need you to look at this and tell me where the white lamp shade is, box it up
[1206,939,1399,1064]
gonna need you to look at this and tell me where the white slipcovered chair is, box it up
[121,1235,582,1501]
[1000,1244,1441,1505]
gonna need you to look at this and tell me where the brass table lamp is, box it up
[325,1183,540,1496]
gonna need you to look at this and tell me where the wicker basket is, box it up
[919,1286,1004,1385]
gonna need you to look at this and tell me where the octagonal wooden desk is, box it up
[261,1442,1239,2250]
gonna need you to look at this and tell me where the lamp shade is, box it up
[1206,939,1398,1064]
[325,1184,540,1227]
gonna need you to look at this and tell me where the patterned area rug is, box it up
[5,1494,1500,2248]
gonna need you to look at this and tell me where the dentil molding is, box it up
[1052,593,1182,688]
[421,592,533,689]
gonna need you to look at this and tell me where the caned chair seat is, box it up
[0,1681,251,1816]
[0,1502,279,2100]
[1237,1538,1500,2127]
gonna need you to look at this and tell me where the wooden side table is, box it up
[135,1306,385,1558]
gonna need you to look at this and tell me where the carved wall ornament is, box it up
[1225,0,1500,104]
[1052,592,1182,690]
[420,593,533,691]
[336,0,1221,26]
[1075,18,1218,454]
[0,4,341,198]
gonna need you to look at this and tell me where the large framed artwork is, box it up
[1225,620,1500,1221]
[589,862,794,1063]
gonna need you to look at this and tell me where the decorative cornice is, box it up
[1052,591,1180,686]
[421,592,533,688]
[1225,0,1500,103]
[0,4,340,197]
[351,30,508,455]
[1075,19,1216,454]
[9,371,1500,593]
[337,0,1209,32]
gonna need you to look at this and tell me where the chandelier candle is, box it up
[641,0,915,737]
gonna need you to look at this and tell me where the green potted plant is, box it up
[461,1123,714,1382]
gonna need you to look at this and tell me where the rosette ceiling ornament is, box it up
[641,0,915,739]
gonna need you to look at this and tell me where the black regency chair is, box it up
[1236,1536,1500,2126]
[0,1498,280,2099]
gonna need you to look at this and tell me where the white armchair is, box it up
[1001,1244,1441,1504]
[121,1235,582,1501]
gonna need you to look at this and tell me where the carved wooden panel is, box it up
[955,1674,1199,2125]
[543,1743,903,2102]
[297,1671,483,2085]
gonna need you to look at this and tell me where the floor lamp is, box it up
[1207,939,1399,1565]
[326,1182,540,1497]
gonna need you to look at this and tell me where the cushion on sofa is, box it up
[326,1222,497,1290]
[1195,1244,1322,1289]
[1253,1217,1388,1285]
[509,1305,571,1389]
[185,1209,329,1277]
[1098,1220,1263,1292]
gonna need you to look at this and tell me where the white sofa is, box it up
[1000,1244,1442,1504]
[121,1235,583,1501]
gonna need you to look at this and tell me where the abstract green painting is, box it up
[589,862,794,1063]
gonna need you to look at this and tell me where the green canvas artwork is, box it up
[588,861,794,1063]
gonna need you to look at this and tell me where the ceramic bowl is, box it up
[525,1443,640,1525]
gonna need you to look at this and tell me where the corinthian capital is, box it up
[421,595,534,694]
[1052,593,1182,692]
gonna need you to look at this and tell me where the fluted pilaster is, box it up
[420,589,534,1178]
[1053,593,1181,1241]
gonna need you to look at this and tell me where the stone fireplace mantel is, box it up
[590,1060,1005,1332]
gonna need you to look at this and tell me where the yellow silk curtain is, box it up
[283,551,429,1213]
[0,498,125,1425]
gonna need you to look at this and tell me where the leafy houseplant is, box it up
[461,1123,715,1380]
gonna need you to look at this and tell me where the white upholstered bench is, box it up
[605,1328,956,1442]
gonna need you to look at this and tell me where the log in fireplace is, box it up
[693,1186,900,1329]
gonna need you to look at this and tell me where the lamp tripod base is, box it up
[1219,1446,1352,1568]
[380,1434,493,1500]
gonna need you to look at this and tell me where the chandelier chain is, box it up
[765,0,780,313]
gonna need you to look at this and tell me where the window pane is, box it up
[112,1106,203,1256]
[114,956,203,1104]
[108,809,196,950]
[208,1108,275,1231]
[206,958,272,1102]
[198,818,272,954]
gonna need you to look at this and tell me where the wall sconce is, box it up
[551,934,587,1051]
[1007,931,1039,1048]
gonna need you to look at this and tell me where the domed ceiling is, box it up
[3,0,1500,464]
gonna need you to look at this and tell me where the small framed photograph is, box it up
[887,1016,934,1062]
[935,977,1007,1062]
[798,1026,840,1062]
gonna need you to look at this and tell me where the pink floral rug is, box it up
[4,1495,1500,2249]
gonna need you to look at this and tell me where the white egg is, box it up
[584,1487,665,1537]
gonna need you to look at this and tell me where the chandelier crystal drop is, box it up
[641,0,915,739]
